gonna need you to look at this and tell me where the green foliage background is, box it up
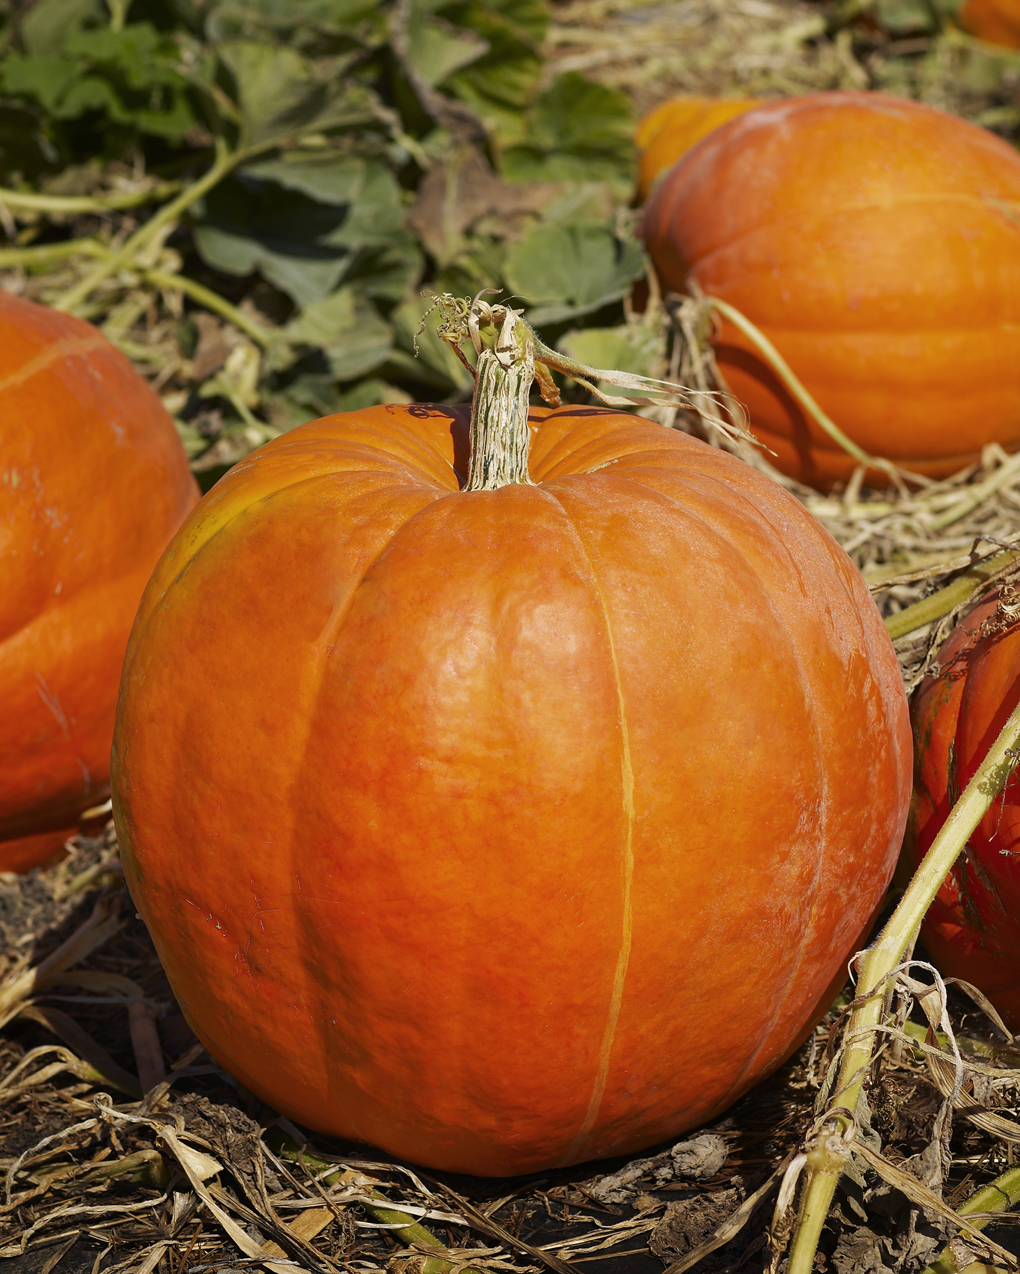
[0,0,643,485]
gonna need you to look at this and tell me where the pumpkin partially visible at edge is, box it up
[959,0,1020,47]
[112,300,911,1175]
[641,91,1020,489]
[635,95,761,200]
[0,291,198,872]
[900,590,1020,1032]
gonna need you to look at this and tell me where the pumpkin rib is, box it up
[0,331,111,399]
[129,470,442,655]
[601,466,836,1105]
[587,458,908,1102]
[536,483,637,1168]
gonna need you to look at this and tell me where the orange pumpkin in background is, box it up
[959,0,1020,47]
[112,395,911,1175]
[902,591,1020,1032]
[0,292,198,872]
[635,95,760,199]
[641,92,1020,490]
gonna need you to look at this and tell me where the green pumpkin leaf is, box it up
[216,39,376,149]
[1,57,84,115]
[205,0,382,37]
[440,0,547,144]
[240,154,372,207]
[285,286,393,381]
[501,72,635,192]
[404,1,490,89]
[19,0,102,57]
[503,223,645,326]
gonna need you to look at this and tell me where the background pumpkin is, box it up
[0,293,198,873]
[640,92,1020,490]
[959,0,1020,47]
[901,591,1020,1031]
[112,391,911,1176]
[635,95,760,200]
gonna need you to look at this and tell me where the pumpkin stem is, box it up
[464,297,536,491]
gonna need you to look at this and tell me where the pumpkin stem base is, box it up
[465,302,535,491]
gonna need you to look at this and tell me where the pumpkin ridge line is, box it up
[0,332,111,398]
[537,485,635,1168]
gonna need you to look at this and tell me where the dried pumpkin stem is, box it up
[465,301,536,492]
[785,698,1020,1274]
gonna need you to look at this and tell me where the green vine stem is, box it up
[0,181,181,216]
[52,140,238,314]
[143,268,275,348]
[0,238,109,266]
[785,698,1020,1274]
[884,549,1020,641]
[923,1167,1020,1274]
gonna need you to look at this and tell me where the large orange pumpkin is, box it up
[641,92,1020,490]
[902,591,1020,1031]
[959,0,1020,47]
[635,95,760,200]
[0,292,198,872]
[112,334,911,1174]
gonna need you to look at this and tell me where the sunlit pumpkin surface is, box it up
[903,594,1020,1031]
[0,292,197,872]
[113,403,911,1175]
[635,95,760,200]
[641,92,1020,489]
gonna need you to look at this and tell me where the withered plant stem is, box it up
[785,697,1020,1274]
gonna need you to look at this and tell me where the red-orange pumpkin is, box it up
[902,591,1020,1031]
[112,398,911,1174]
[635,95,760,200]
[641,92,1020,490]
[0,292,198,872]
[959,0,1020,47]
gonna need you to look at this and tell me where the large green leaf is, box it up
[440,0,547,145]
[2,23,199,138]
[501,72,635,191]
[503,223,645,326]
[19,0,101,57]
[205,0,383,38]
[285,286,393,381]
[216,39,376,149]
[403,0,489,89]
[194,160,421,306]
[194,175,351,304]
